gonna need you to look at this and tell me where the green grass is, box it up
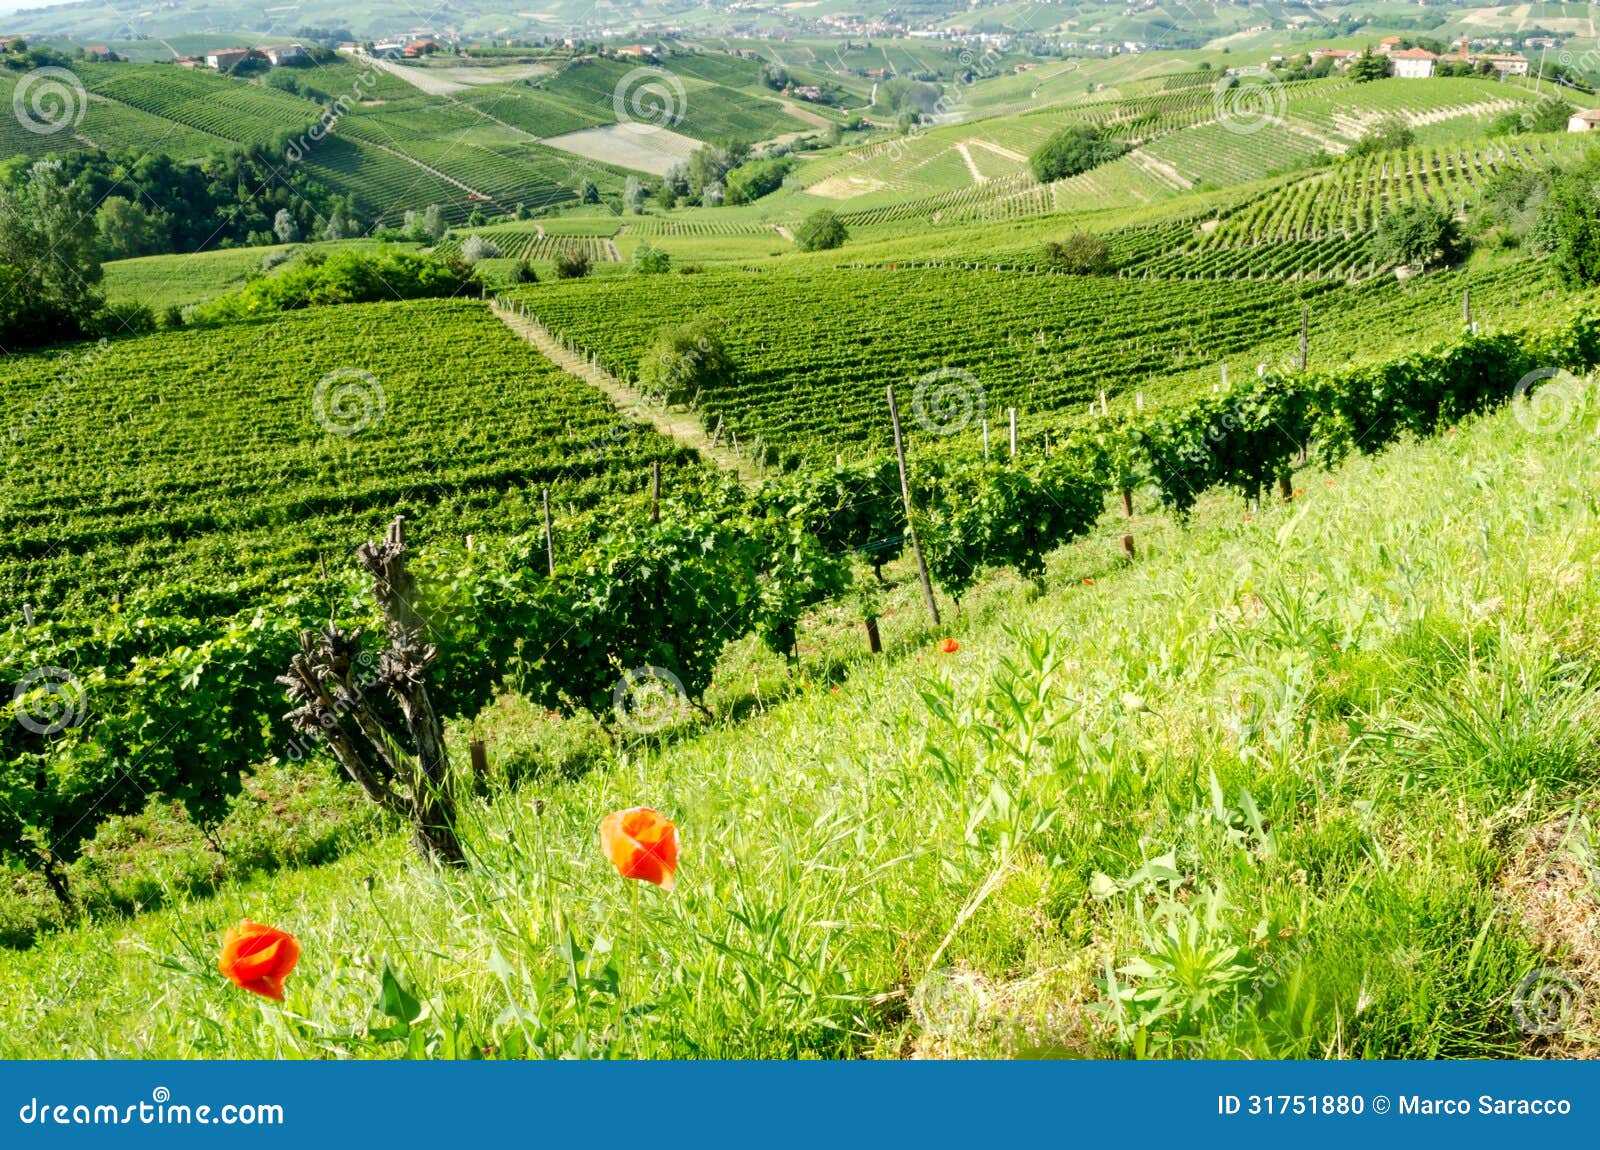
[5,374,1600,1058]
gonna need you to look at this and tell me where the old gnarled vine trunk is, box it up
[278,516,465,866]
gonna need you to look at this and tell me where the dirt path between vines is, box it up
[489,302,759,482]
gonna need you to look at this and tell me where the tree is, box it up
[1348,115,1414,158]
[554,249,590,279]
[1370,201,1468,271]
[632,241,671,274]
[1491,95,1574,136]
[0,160,102,345]
[422,204,447,244]
[1349,49,1390,82]
[580,178,600,204]
[624,175,646,214]
[95,196,165,260]
[273,207,300,244]
[1532,155,1600,286]
[1041,231,1111,274]
[795,209,847,252]
[761,62,789,90]
[460,234,501,263]
[701,180,725,207]
[1030,125,1129,183]
[636,319,736,406]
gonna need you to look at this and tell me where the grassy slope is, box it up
[6,381,1599,1058]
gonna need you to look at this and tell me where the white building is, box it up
[1391,48,1436,79]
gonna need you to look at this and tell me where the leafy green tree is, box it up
[632,241,671,274]
[1532,155,1600,286]
[1349,49,1389,82]
[1042,231,1111,274]
[1029,124,1129,182]
[637,320,736,407]
[1347,115,1414,158]
[0,160,102,345]
[554,249,590,279]
[1369,201,1468,272]
[624,175,645,214]
[95,196,165,260]
[580,178,600,204]
[795,209,847,252]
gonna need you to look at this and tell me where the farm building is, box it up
[204,48,253,71]
[1390,48,1436,79]
[262,44,306,65]
[1569,108,1600,132]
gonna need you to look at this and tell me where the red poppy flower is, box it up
[600,807,679,890]
[218,920,300,1001]
[1083,578,1094,585]
[939,638,960,654]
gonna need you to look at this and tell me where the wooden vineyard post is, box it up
[1122,534,1136,558]
[864,616,882,655]
[541,487,555,577]
[651,461,661,524]
[1278,475,1293,502]
[470,738,488,783]
[1298,306,1309,372]
[982,418,990,460]
[886,384,941,628]
[1463,287,1471,326]
[1122,488,1134,518]
[1008,407,1018,458]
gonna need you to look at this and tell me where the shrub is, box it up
[461,234,502,263]
[636,320,736,406]
[555,250,591,279]
[795,210,848,252]
[1030,125,1129,182]
[1042,232,1112,274]
[632,242,672,274]
[1369,201,1469,271]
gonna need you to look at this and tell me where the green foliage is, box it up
[0,161,102,346]
[1491,95,1574,137]
[1030,125,1130,183]
[631,242,671,275]
[1531,154,1600,287]
[725,156,794,205]
[1347,115,1414,158]
[1041,231,1111,274]
[1348,49,1390,82]
[1369,200,1468,271]
[637,320,737,406]
[555,249,591,279]
[795,209,847,252]
[191,249,478,322]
